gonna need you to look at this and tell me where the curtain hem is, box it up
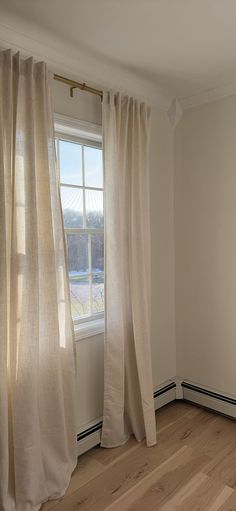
[38,457,78,511]
[100,433,131,449]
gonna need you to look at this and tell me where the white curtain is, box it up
[101,92,156,448]
[0,50,77,511]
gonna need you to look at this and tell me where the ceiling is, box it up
[2,0,236,101]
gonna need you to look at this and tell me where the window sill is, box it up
[74,317,104,341]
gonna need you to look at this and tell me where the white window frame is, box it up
[54,113,104,341]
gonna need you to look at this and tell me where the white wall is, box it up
[52,79,102,125]
[175,94,236,395]
[54,73,236,413]
[52,80,176,429]
[150,108,176,387]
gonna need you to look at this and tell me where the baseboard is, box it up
[153,381,176,409]
[77,419,103,456]
[77,377,236,456]
[181,380,236,419]
[77,379,177,456]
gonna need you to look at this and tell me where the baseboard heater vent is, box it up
[77,421,103,443]
[153,382,176,399]
[77,381,177,456]
[182,381,236,419]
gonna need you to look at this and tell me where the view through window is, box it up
[56,136,104,322]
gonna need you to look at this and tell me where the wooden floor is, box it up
[41,401,236,511]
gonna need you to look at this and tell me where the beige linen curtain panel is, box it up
[101,92,156,448]
[0,50,77,511]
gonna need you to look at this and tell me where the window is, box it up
[55,117,104,338]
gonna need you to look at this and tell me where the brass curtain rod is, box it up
[54,73,103,99]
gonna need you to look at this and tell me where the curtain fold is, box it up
[0,50,77,511]
[101,92,156,448]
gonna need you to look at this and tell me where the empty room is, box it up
[1,1,236,510]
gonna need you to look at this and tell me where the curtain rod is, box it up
[53,73,103,99]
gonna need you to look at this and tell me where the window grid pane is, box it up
[92,273,104,314]
[91,232,104,272]
[84,145,103,188]
[85,189,104,229]
[67,233,89,276]
[59,139,83,186]
[69,277,90,318]
[61,185,83,228]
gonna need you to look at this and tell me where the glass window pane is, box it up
[85,189,103,228]
[70,277,90,318]
[91,233,104,272]
[92,274,104,314]
[84,146,103,188]
[61,186,83,228]
[67,234,89,276]
[59,140,82,185]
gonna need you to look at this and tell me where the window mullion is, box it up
[55,137,59,166]
[82,144,86,229]
[65,227,103,235]
[88,233,92,316]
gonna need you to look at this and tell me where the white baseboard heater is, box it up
[77,378,236,456]
[181,380,236,419]
[77,380,176,456]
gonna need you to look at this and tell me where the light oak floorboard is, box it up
[158,473,233,511]
[41,456,105,510]
[156,401,202,431]
[204,442,236,489]
[88,401,199,468]
[103,448,209,511]
[216,489,236,510]
[41,402,236,511]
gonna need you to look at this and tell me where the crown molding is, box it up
[0,10,172,111]
[180,81,236,110]
[3,9,236,113]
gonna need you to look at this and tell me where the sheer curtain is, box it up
[0,50,77,511]
[101,92,156,448]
